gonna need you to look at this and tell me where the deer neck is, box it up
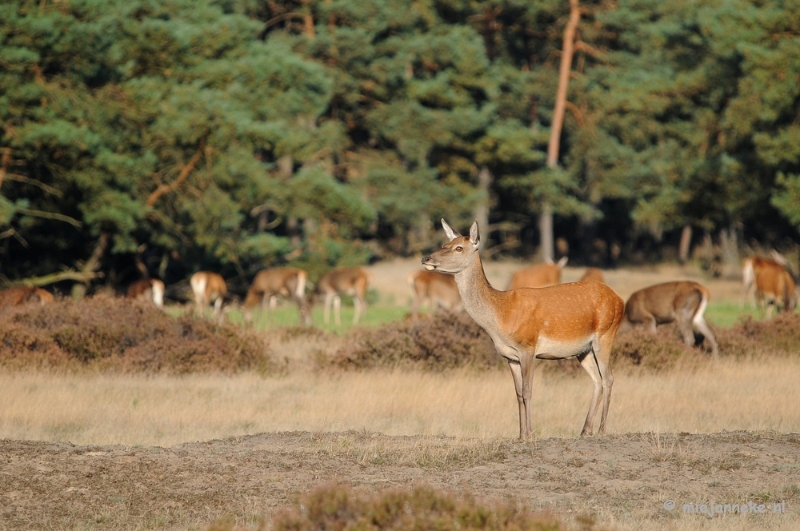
[453,252,501,330]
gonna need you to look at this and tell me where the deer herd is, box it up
[1,221,798,439]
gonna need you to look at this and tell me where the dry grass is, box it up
[1,356,799,447]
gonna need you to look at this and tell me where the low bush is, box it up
[324,311,500,371]
[221,483,563,531]
[0,295,276,375]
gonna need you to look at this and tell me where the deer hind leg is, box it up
[692,315,719,361]
[353,295,366,324]
[333,295,342,326]
[579,337,613,437]
[213,296,224,322]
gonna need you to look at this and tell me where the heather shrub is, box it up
[0,295,276,374]
[269,484,564,531]
[325,312,499,371]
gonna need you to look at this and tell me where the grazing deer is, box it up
[422,220,624,439]
[742,257,797,317]
[579,267,605,283]
[243,267,312,326]
[126,278,165,308]
[315,267,372,325]
[190,271,227,321]
[620,281,719,360]
[0,286,54,309]
[408,269,463,319]
[507,256,568,290]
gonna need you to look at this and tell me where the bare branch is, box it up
[146,140,206,207]
[16,207,82,227]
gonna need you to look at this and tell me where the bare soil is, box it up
[2,431,799,530]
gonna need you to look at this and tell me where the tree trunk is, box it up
[475,166,493,236]
[678,224,692,264]
[719,225,740,280]
[541,0,581,263]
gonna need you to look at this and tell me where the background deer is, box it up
[0,286,54,309]
[742,257,797,317]
[126,278,165,308]
[579,267,605,283]
[620,281,719,360]
[243,267,312,326]
[190,271,227,321]
[315,267,372,325]
[407,269,463,319]
[507,256,568,290]
[422,220,624,439]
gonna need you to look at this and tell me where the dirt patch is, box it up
[2,431,798,530]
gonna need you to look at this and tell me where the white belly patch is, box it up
[534,334,594,360]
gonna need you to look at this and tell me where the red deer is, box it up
[0,286,54,309]
[315,267,372,325]
[620,281,719,360]
[407,269,463,319]
[243,267,311,326]
[190,271,227,320]
[126,279,165,308]
[422,220,624,439]
[579,268,605,283]
[507,256,568,290]
[742,257,797,317]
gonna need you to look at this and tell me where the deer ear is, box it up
[469,220,480,247]
[441,219,460,241]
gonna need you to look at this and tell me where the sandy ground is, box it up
[2,431,798,530]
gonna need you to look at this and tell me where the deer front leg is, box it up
[507,360,527,440]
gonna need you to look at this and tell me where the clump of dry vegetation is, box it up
[208,483,564,531]
[4,295,800,376]
[0,295,276,374]
[325,311,500,371]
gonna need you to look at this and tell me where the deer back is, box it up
[508,257,568,290]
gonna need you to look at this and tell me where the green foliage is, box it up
[2,0,800,289]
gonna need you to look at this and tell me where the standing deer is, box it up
[190,271,227,321]
[315,267,372,325]
[507,256,568,290]
[0,286,54,309]
[742,257,797,317]
[620,281,719,360]
[126,278,165,308]
[422,220,624,439]
[243,267,312,326]
[579,267,605,283]
[408,269,463,319]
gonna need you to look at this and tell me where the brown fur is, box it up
[742,257,797,317]
[408,270,462,319]
[0,286,54,308]
[315,267,372,325]
[243,267,311,325]
[190,271,227,320]
[579,268,605,283]
[126,279,165,308]
[621,281,718,360]
[507,257,568,290]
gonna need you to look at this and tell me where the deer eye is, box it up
[455,246,463,252]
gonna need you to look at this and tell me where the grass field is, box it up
[2,356,798,447]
